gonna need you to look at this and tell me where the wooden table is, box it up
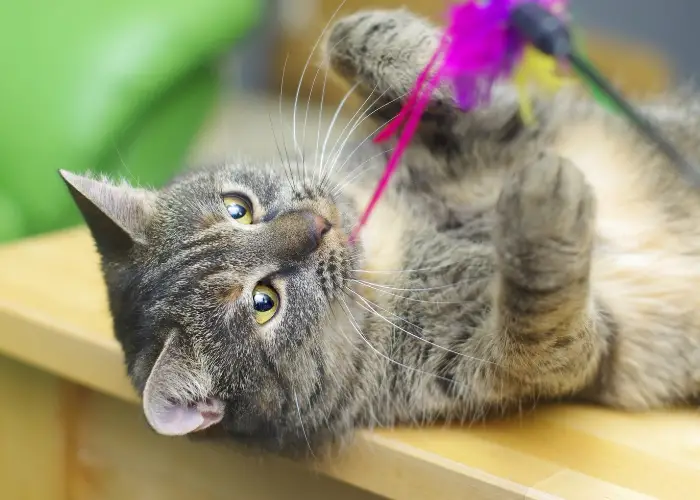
[1,228,699,500]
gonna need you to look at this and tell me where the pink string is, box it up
[349,68,443,243]
[373,35,447,143]
[349,37,448,243]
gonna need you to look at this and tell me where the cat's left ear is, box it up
[59,170,156,258]
[142,333,225,436]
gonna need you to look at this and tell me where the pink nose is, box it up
[266,210,333,260]
[309,213,332,244]
[301,212,332,253]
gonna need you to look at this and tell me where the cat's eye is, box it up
[223,195,253,224]
[252,284,279,324]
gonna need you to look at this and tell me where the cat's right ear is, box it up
[59,170,156,258]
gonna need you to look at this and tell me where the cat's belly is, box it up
[558,123,700,356]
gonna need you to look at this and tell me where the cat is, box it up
[60,8,700,457]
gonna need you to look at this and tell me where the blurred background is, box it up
[0,0,696,244]
[194,0,695,171]
[575,0,699,81]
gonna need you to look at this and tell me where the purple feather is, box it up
[441,0,566,109]
[359,0,568,241]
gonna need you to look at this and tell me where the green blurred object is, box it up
[0,0,260,242]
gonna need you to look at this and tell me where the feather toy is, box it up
[349,0,699,243]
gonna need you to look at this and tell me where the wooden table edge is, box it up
[0,291,552,499]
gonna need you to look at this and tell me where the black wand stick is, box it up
[509,2,700,187]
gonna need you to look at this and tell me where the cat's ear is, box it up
[59,170,156,258]
[142,334,224,436]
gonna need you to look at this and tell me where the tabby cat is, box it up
[60,9,700,456]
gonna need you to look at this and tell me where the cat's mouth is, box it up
[299,195,355,248]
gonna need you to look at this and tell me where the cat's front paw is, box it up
[324,9,441,96]
[495,154,596,291]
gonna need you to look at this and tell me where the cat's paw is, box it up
[324,9,441,97]
[495,154,596,290]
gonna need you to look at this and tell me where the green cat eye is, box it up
[223,194,253,224]
[252,284,279,325]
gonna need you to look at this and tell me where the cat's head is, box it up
[60,162,363,450]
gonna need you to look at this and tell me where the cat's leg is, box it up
[324,9,526,180]
[452,154,612,408]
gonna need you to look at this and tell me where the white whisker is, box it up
[351,262,457,274]
[346,280,463,304]
[293,389,316,458]
[309,29,358,187]
[278,54,300,191]
[111,140,136,181]
[319,82,360,183]
[300,63,324,188]
[313,61,331,187]
[269,113,294,189]
[323,87,396,185]
[345,286,499,367]
[324,92,409,191]
[321,84,380,182]
[338,297,467,389]
[292,0,348,165]
[348,277,467,293]
[331,149,391,195]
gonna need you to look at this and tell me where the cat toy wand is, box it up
[349,0,700,243]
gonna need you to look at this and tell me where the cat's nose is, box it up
[296,211,332,257]
[305,211,332,249]
[267,210,332,260]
